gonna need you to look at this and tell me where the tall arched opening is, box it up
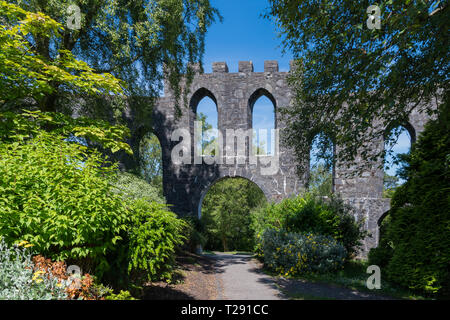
[383,124,414,198]
[308,132,335,196]
[198,176,267,252]
[250,89,276,156]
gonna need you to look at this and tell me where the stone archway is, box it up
[122,59,432,257]
[197,174,270,219]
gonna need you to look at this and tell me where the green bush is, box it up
[367,246,393,269]
[373,107,450,296]
[109,171,165,204]
[0,132,129,277]
[180,216,207,253]
[105,290,137,300]
[0,130,187,286]
[126,199,187,283]
[252,194,366,258]
[259,229,346,276]
[0,239,68,300]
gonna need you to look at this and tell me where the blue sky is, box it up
[203,0,292,73]
[197,0,283,155]
[195,0,410,181]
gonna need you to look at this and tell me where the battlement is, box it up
[204,60,294,74]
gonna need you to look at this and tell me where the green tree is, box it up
[197,112,218,155]
[372,103,450,295]
[383,172,399,198]
[139,132,163,194]
[0,2,132,153]
[309,163,333,196]
[6,0,219,116]
[0,1,123,111]
[267,0,448,173]
[201,178,266,252]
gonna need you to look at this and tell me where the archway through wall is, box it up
[139,131,164,197]
[196,95,218,156]
[251,89,276,155]
[308,132,335,196]
[378,124,415,242]
[198,176,267,252]
[383,124,414,198]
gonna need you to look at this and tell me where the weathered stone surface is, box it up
[238,61,254,73]
[264,60,279,73]
[212,62,229,73]
[121,60,432,257]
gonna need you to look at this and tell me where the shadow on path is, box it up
[274,277,395,300]
[208,252,286,300]
[208,252,395,300]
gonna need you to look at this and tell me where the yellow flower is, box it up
[32,270,45,282]
[17,240,28,247]
[24,243,34,248]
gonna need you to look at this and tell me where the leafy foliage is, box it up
[370,105,450,295]
[252,194,366,258]
[180,216,207,253]
[6,0,220,116]
[105,290,137,300]
[0,123,184,284]
[383,172,399,198]
[127,199,187,283]
[110,171,164,204]
[32,254,107,300]
[259,229,346,276]
[308,163,333,196]
[139,132,163,194]
[201,178,266,252]
[268,0,449,173]
[0,131,129,276]
[0,1,123,111]
[0,109,133,154]
[0,1,188,292]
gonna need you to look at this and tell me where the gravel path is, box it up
[210,253,285,300]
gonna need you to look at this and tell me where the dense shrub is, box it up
[109,171,165,204]
[370,107,450,295]
[367,246,393,269]
[105,290,137,300]
[252,194,366,258]
[126,199,187,283]
[0,132,129,277]
[259,229,346,275]
[0,130,187,285]
[0,239,68,300]
[180,216,207,253]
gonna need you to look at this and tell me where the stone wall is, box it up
[135,60,432,257]
[153,61,305,218]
